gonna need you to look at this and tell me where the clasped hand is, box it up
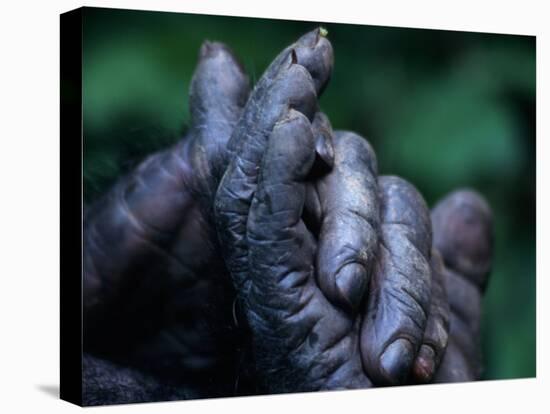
[83,29,493,400]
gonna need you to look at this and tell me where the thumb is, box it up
[187,41,250,184]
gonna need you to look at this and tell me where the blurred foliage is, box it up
[82,7,535,380]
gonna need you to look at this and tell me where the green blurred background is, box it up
[82,7,536,380]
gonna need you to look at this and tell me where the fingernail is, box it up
[292,30,333,96]
[297,29,321,48]
[315,132,335,170]
[199,41,214,59]
[335,263,367,311]
[379,338,415,385]
[200,41,228,61]
[282,108,303,123]
[413,344,436,383]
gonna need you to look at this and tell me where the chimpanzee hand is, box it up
[83,26,492,402]
[83,29,334,396]
[216,99,493,391]
[215,84,460,392]
[83,41,249,394]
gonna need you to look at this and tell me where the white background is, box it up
[0,0,547,412]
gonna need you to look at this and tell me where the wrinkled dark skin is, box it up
[215,110,491,391]
[84,29,336,399]
[83,29,493,404]
[83,41,250,398]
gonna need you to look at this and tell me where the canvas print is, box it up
[60,6,536,406]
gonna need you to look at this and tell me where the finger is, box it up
[246,109,317,314]
[361,175,432,386]
[311,112,335,174]
[215,29,334,292]
[432,190,493,334]
[431,190,493,383]
[431,190,493,291]
[293,27,334,94]
[226,27,334,159]
[412,249,450,383]
[190,42,249,129]
[302,113,336,235]
[245,110,321,389]
[315,131,379,311]
[187,41,250,186]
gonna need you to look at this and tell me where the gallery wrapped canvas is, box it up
[60,6,535,406]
